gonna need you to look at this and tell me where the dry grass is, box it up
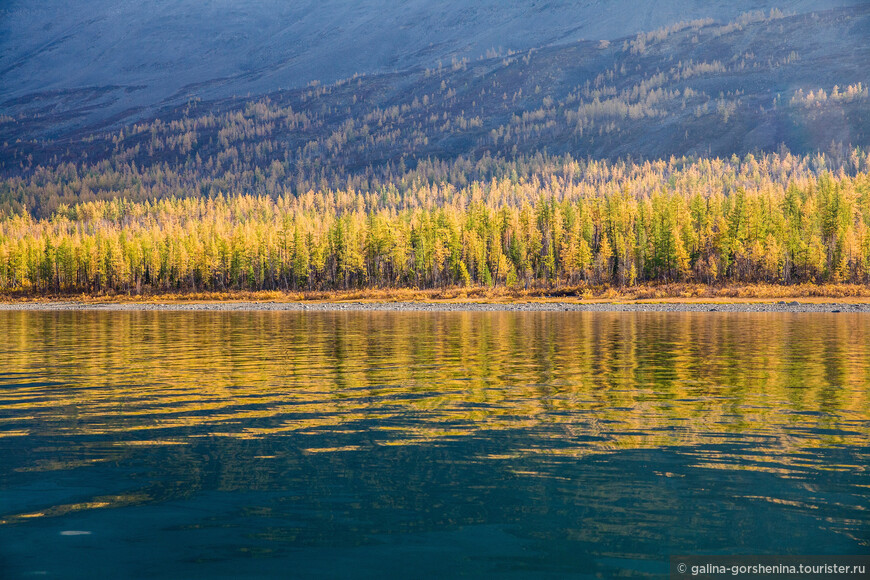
[629,283,870,300]
[2,283,870,304]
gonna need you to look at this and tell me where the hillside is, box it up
[1,6,868,218]
[2,0,862,136]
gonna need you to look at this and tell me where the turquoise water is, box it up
[0,311,868,578]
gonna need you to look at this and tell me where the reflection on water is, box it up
[0,312,868,578]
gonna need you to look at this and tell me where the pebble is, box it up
[0,301,868,313]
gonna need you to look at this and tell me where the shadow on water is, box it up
[0,311,868,578]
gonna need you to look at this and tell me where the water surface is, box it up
[0,311,868,578]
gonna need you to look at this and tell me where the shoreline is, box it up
[1,300,869,313]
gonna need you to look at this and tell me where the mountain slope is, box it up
[1,0,863,135]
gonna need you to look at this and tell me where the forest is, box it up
[1,150,868,294]
[1,8,868,296]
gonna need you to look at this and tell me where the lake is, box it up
[0,311,868,578]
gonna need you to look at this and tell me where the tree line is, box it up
[0,151,868,293]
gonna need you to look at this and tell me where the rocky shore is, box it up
[1,301,868,313]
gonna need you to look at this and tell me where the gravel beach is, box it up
[1,301,868,313]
